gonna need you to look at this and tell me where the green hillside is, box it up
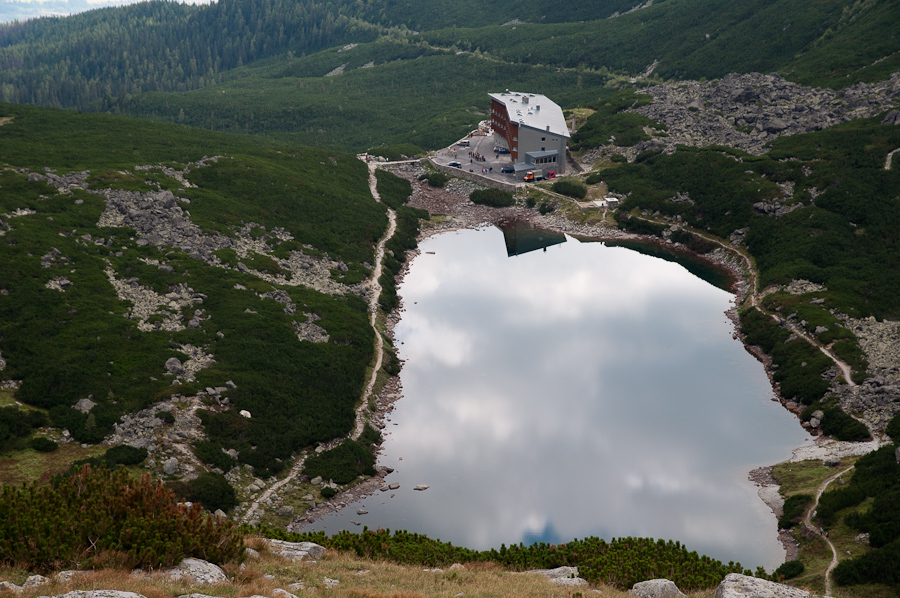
[0,103,387,476]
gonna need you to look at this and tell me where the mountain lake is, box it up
[305,222,811,572]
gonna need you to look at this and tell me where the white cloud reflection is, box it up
[309,227,810,572]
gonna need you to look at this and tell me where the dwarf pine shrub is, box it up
[0,465,243,572]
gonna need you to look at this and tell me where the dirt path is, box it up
[804,465,855,596]
[239,162,396,524]
[886,148,900,171]
[352,164,397,440]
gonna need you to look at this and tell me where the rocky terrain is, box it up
[581,71,900,164]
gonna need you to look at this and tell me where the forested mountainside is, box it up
[0,0,898,119]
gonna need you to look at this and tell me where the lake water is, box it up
[305,223,810,571]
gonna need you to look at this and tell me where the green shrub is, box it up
[774,560,805,580]
[525,195,537,208]
[616,215,666,236]
[2,465,243,572]
[156,410,176,424]
[321,486,338,499]
[551,179,587,199]
[304,439,377,484]
[194,440,236,471]
[470,189,514,207]
[886,412,900,443]
[186,472,238,513]
[585,173,603,185]
[538,202,556,215]
[821,407,870,441]
[418,172,448,188]
[778,494,812,529]
[29,437,58,453]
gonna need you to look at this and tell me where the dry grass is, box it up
[0,540,724,598]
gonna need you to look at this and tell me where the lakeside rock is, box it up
[714,573,830,597]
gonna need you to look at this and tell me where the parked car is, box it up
[523,171,534,182]
[500,166,514,173]
[547,170,556,178]
[448,161,462,168]
[457,140,470,147]
[494,146,510,154]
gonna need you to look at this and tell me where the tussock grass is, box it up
[0,541,723,598]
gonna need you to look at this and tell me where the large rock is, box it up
[528,566,589,587]
[631,578,685,597]
[167,558,228,585]
[53,592,148,598]
[715,573,812,597]
[263,539,326,561]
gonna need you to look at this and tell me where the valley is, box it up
[1,0,900,595]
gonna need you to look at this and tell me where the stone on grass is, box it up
[715,573,812,597]
[630,578,685,597]
[168,558,228,585]
[263,539,326,561]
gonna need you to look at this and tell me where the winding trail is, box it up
[631,214,858,387]
[239,162,396,524]
[886,148,900,170]
[804,465,855,596]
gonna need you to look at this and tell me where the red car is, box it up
[547,171,556,178]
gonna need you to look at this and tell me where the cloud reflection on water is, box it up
[307,227,809,571]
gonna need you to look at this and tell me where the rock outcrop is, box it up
[631,578,685,597]
[714,573,827,597]
[630,72,900,157]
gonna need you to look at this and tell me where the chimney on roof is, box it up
[536,105,540,112]
[546,125,550,131]
[522,95,529,104]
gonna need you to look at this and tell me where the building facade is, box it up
[489,91,570,175]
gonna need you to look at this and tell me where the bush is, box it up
[321,486,338,499]
[304,439,377,484]
[821,407,870,441]
[470,189,514,207]
[552,179,587,199]
[156,410,176,424]
[418,172,448,188]
[778,494,812,529]
[187,472,238,513]
[774,560,805,579]
[538,202,556,215]
[886,412,900,443]
[29,437,58,452]
[585,173,603,185]
[1,465,243,572]
[525,195,537,208]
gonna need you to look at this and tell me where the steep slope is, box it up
[0,103,387,478]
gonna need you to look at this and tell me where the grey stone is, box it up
[263,539,326,561]
[165,357,184,375]
[73,398,96,413]
[163,457,180,476]
[168,558,228,585]
[0,581,23,593]
[528,566,589,587]
[277,506,295,516]
[272,590,299,598]
[630,578,685,597]
[23,575,49,588]
[714,573,811,597]
[54,592,148,598]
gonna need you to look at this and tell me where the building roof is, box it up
[489,91,570,138]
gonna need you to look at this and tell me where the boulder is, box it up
[54,592,148,598]
[631,578,685,597]
[165,357,184,376]
[73,398,96,413]
[715,573,811,597]
[163,457,180,476]
[529,566,589,587]
[167,558,228,585]
[263,539,326,561]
